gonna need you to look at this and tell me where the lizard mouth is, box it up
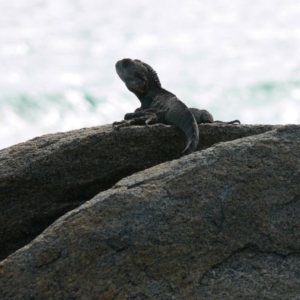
[115,60,125,79]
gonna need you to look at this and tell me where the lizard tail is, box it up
[169,105,199,156]
[181,117,199,156]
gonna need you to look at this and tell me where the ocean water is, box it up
[1,0,300,149]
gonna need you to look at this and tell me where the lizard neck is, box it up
[138,86,164,109]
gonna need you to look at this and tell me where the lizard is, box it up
[113,58,199,155]
[113,58,240,155]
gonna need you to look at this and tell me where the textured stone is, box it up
[0,123,278,260]
[0,125,299,299]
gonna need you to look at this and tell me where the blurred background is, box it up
[1,0,300,149]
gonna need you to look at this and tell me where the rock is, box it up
[0,125,299,299]
[0,123,279,261]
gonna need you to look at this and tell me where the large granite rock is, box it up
[0,123,278,260]
[0,125,299,299]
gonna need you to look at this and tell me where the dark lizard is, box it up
[113,58,240,155]
[114,58,199,155]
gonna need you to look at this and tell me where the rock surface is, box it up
[1,125,299,299]
[0,123,278,260]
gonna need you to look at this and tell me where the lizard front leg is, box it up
[124,108,159,121]
[125,109,167,124]
[113,108,168,130]
[113,112,158,130]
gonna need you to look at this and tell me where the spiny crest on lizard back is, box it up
[141,62,161,88]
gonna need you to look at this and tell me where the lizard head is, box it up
[115,58,161,98]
